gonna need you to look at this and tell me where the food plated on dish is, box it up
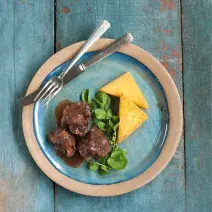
[23,39,182,196]
[48,72,148,175]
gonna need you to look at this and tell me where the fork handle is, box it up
[60,20,110,79]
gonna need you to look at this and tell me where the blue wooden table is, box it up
[0,1,211,211]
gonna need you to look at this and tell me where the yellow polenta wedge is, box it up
[117,96,148,143]
[100,72,149,109]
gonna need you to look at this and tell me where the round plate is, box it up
[22,39,182,196]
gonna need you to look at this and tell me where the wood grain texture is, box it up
[55,0,184,211]
[182,1,212,211]
[0,1,54,211]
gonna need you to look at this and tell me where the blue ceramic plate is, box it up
[33,52,169,185]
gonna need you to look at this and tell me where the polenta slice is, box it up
[117,96,148,143]
[100,72,149,109]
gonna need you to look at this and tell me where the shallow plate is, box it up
[22,39,182,196]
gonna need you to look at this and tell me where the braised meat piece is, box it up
[48,128,76,157]
[55,100,71,127]
[61,101,91,136]
[78,126,111,160]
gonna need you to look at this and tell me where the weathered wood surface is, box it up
[0,1,54,212]
[182,0,212,212]
[55,1,185,212]
[0,0,211,211]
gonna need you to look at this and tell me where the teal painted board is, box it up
[55,0,184,211]
[182,1,212,211]
[0,1,54,211]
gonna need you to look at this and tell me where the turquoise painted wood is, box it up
[182,1,212,211]
[0,1,54,211]
[55,1,185,212]
[0,0,211,211]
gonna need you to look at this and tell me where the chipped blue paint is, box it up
[2,0,210,211]
[0,0,54,211]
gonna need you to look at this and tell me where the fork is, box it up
[34,20,110,105]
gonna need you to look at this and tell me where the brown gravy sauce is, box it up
[55,100,71,127]
[56,150,84,168]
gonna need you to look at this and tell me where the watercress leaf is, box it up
[97,121,105,131]
[90,101,97,110]
[99,169,108,175]
[109,119,115,128]
[89,162,99,171]
[101,165,110,172]
[94,109,107,120]
[106,109,113,119]
[114,147,127,155]
[98,157,107,165]
[107,149,128,170]
[81,89,91,104]
[104,96,111,110]
[93,118,100,125]
[109,140,114,145]
[93,97,104,108]
[106,126,113,138]
[81,90,87,102]
[112,130,117,142]
[113,123,119,131]
[111,115,120,125]
[99,162,111,170]
[94,91,111,109]
[122,149,127,155]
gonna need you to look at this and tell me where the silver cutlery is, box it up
[20,33,133,106]
[34,20,110,106]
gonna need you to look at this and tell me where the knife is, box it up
[20,33,133,106]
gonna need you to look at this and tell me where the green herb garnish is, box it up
[81,89,128,175]
[81,89,91,105]
[107,147,128,170]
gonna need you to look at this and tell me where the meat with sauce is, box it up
[48,128,76,157]
[77,126,111,160]
[55,100,71,127]
[61,101,91,137]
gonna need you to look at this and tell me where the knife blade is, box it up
[20,33,133,106]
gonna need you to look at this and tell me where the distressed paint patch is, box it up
[160,0,176,12]
[169,69,176,80]
[163,28,172,35]
[161,40,170,51]
[161,55,170,70]
[62,6,70,14]
[160,40,182,80]
[56,42,62,51]
[86,2,92,13]
[157,27,173,36]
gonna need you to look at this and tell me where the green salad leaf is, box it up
[88,162,99,171]
[106,109,113,119]
[111,115,120,125]
[97,121,105,131]
[81,89,91,105]
[95,109,107,120]
[99,165,110,174]
[81,89,128,175]
[93,91,111,110]
[107,148,128,170]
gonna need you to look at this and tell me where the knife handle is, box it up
[82,33,133,69]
